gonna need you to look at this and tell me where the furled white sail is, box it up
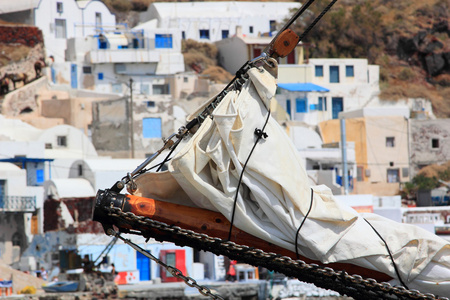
[135,65,450,297]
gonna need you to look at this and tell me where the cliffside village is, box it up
[0,0,449,297]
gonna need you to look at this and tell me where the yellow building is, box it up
[319,108,410,196]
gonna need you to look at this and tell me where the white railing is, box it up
[0,196,36,212]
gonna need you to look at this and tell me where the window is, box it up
[182,31,185,40]
[0,180,4,208]
[387,169,400,183]
[78,164,83,176]
[183,77,188,83]
[165,253,176,277]
[141,84,149,94]
[147,101,155,108]
[115,64,126,74]
[286,99,291,118]
[345,65,354,77]
[155,34,173,48]
[12,232,21,247]
[318,96,327,111]
[249,26,254,34]
[330,66,339,83]
[57,136,67,147]
[142,118,162,138]
[431,138,439,149]
[315,65,323,77]
[357,166,364,181]
[95,12,102,28]
[269,20,276,32]
[221,30,229,39]
[55,19,67,39]
[82,66,92,74]
[56,2,63,13]
[199,29,210,39]
[45,143,52,149]
[153,84,169,95]
[402,167,409,178]
[386,137,395,147]
[98,73,103,80]
[295,98,307,113]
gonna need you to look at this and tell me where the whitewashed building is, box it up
[64,25,185,94]
[0,0,116,63]
[36,0,116,63]
[275,58,381,125]
[139,1,300,43]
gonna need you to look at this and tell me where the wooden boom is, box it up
[94,190,392,282]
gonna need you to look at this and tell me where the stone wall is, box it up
[410,119,450,175]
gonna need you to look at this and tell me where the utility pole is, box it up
[129,78,135,158]
[340,118,349,195]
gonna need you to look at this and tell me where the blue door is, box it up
[136,251,151,281]
[71,64,77,89]
[295,98,307,113]
[332,97,343,119]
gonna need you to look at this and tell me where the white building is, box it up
[0,162,44,266]
[0,0,116,63]
[275,58,381,125]
[64,25,185,94]
[139,1,300,43]
[36,0,116,63]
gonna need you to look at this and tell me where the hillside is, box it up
[105,0,449,117]
[292,0,450,117]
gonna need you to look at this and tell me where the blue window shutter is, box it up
[346,65,354,77]
[310,104,317,110]
[318,97,327,111]
[296,98,307,113]
[315,65,323,77]
[155,34,173,48]
[142,118,162,138]
[330,66,339,83]
[286,99,291,118]
[36,169,44,184]
[98,73,103,80]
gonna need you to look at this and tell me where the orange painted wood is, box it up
[123,194,392,282]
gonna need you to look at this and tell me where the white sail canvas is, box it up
[135,65,450,297]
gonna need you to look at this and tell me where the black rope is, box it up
[156,141,179,172]
[227,109,271,241]
[363,217,409,290]
[298,0,339,42]
[294,188,314,259]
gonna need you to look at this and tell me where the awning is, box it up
[0,157,53,169]
[277,83,329,92]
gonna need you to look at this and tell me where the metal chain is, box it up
[104,206,449,300]
[107,229,224,300]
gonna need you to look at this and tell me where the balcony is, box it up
[88,48,161,64]
[0,196,36,212]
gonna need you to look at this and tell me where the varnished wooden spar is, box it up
[95,190,392,283]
